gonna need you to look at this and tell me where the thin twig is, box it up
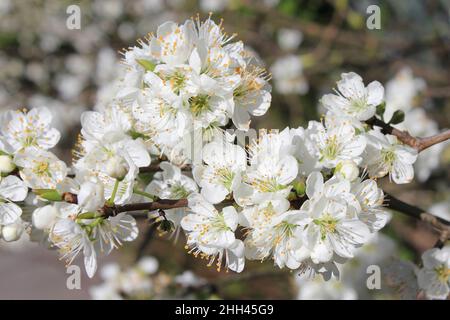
[385,193,450,242]
[366,117,450,152]
[110,199,188,216]
[62,192,188,216]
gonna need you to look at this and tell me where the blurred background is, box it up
[0,0,449,299]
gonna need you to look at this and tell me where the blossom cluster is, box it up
[0,17,447,299]
[118,16,271,162]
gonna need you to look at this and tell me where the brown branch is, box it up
[111,199,188,215]
[366,117,450,152]
[385,193,450,243]
[62,192,188,217]
[416,130,450,152]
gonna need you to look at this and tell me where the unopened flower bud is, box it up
[105,155,128,179]
[0,155,15,174]
[335,160,359,182]
[2,222,24,242]
[32,205,59,230]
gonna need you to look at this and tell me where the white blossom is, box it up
[270,55,308,95]
[181,194,245,272]
[235,129,298,206]
[300,172,371,264]
[193,140,246,204]
[146,161,198,231]
[14,148,67,189]
[0,175,28,226]
[417,246,450,300]
[277,28,303,51]
[363,129,418,184]
[302,120,366,170]
[0,107,60,153]
[240,199,309,269]
[321,72,384,121]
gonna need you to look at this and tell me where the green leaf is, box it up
[136,59,156,72]
[389,110,405,125]
[33,189,63,201]
[376,101,386,118]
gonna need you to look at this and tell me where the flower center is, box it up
[233,67,268,101]
[189,94,210,116]
[23,134,37,147]
[435,265,450,283]
[215,167,235,191]
[313,214,338,240]
[34,161,51,176]
[167,71,186,94]
[321,136,339,160]
[170,183,190,199]
[381,149,396,167]
[273,221,297,245]
[350,97,368,112]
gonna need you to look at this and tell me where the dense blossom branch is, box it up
[1,16,449,299]
[65,190,450,243]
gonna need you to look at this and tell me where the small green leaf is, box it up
[136,59,156,72]
[376,101,386,117]
[33,189,63,201]
[389,110,405,125]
